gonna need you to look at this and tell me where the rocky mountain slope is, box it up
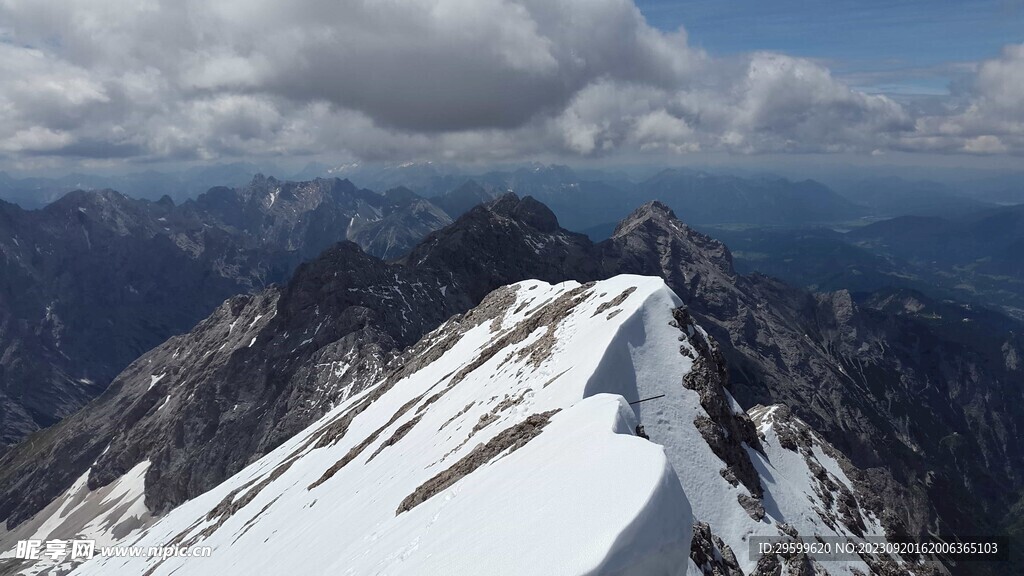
[0,194,1017,574]
[4,277,917,575]
[0,176,452,452]
[186,177,451,263]
[597,203,1023,560]
[0,195,601,534]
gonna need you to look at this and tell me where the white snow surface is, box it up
[9,275,894,575]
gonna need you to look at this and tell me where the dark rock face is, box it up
[670,305,767,512]
[401,195,599,305]
[0,177,453,452]
[0,191,266,453]
[690,522,744,576]
[0,290,279,528]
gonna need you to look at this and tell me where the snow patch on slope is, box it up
[0,460,153,574]
[745,404,899,574]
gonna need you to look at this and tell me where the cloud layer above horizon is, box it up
[0,0,1021,167]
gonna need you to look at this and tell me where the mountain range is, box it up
[12,163,1017,238]
[325,163,1018,234]
[0,192,1019,574]
[0,176,455,452]
[704,201,1024,320]
[0,164,273,209]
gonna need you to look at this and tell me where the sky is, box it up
[637,0,1024,96]
[0,0,1022,175]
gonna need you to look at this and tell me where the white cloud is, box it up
[974,44,1024,118]
[0,0,1017,166]
[0,127,73,154]
[903,43,1024,154]
[963,135,1009,154]
[726,53,911,152]
[548,53,910,157]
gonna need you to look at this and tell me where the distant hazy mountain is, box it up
[850,204,1024,271]
[299,161,469,198]
[470,166,637,233]
[702,200,1024,320]
[974,187,1024,205]
[15,162,1008,233]
[301,163,877,234]
[0,176,452,451]
[846,204,1024,316]
[635,169,866,226]
[189,179,452,262]
[345,187,453,260]
[830,176,995,218]
[701,226,921,294]
[0,163,270,208]
[432,165,870,234]
[430,180,495,218]
[954,172,1024,206]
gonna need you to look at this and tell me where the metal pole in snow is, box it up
[628,394,666,405]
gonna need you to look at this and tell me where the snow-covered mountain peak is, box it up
[10,274,915,575]
[68,275,695,575]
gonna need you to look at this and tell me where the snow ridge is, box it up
[24,275,907,575]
